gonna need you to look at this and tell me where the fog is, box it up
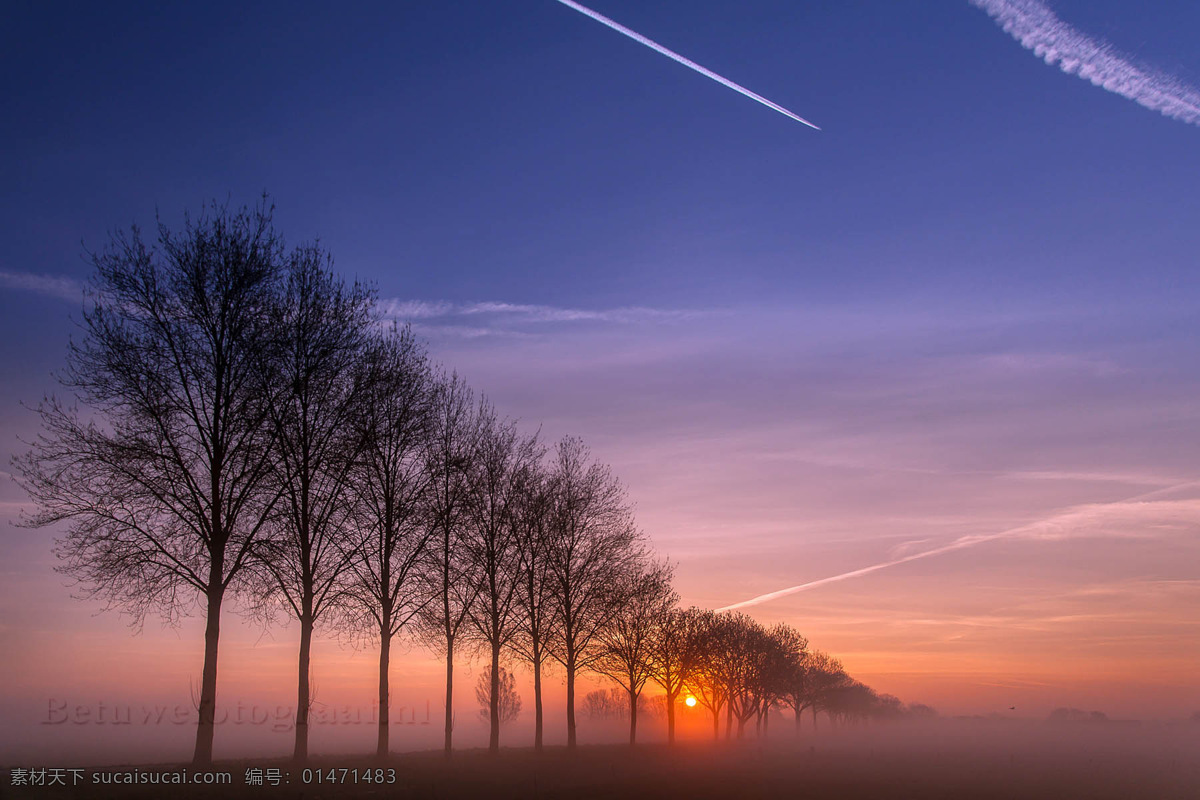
[5,710,1200,799]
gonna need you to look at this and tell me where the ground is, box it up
[5,723,1199,799]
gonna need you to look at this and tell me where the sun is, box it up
[684,695,697,708]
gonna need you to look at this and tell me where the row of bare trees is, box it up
[15,200,655,763]
[598,604,840,745]
[592,606,935,744]
[16,199,920,767]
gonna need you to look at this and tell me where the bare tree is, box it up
[15,200,286,764]
[545,436,644,750]
[648,606,703,744]
[716,612,767,739]
[685,609,729,740]
[823,680,879,727]
[461,408,542,754]
[780,649,848,733]
[593,559,676,745]
[255,248,375,761]
[907,702,938,720]
[752,623,807,737]
[506,462,557,752]
[417,373,484,757]
[342,325,435,758]
[474,663,522,727]
[582,688,660,722]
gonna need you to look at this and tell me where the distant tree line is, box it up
[17,199,928,766]
[1047,708,1110,724]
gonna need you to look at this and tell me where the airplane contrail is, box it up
[552,0,819,130]
[971,0,1200,127]
[717,479,1200,611]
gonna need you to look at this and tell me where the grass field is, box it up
[6,723,1199,799]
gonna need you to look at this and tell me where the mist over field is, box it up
[6,716,1200,799]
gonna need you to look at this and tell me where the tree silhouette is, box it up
[717,612,769,739]
[823,680,880,727]
[648,606,703,745]
[545,436,644,749]
[475,663,521,727]
[753,623,807,736]
[342,324,436,759]
[16,199,286,764]
[461,408,541,754]
[788,650,851,732]
[582,688,627,721]
[253,248,376,761]
[593,558,676,745]
[416,373,485,757]
[582,688,660,722]
[686,609,730,740]
[507,462,558,752]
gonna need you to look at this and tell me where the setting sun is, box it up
[684,696,697,708]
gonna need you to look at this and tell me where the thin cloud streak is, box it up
[553,0,820,130]
[717,480,1200,611]
[381,300,455,320]
[408,323,514,340]
[971,0,1200,126]
[380,297,707,332]
[459,301,699,323]
[0,270,82,303]
[999,470,1183,486]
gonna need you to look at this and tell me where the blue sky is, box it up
[2,0,1200,730]
[5,0,1199,310]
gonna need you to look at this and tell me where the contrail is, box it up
[971,0,1200,127]
[0,269,83,303]
[717,479,1200,611]
[552,0,819,130]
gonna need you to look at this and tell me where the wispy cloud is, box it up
[380,297,707,336]
[411,323,532,340]
[717,481,1200,611]
[980,352,1123,377]
[999,470,1182,487]
[0,270,82,303]
[459,302,694,324]
[379,299,456,320]
[971,0,1200,126]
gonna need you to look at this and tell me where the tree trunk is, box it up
[712,705,720,740]
[489,644,501,755]
[293,612,313,761]
[191,583,224,765]
[376,622,390,759]
[443,636,454,757]
[812,705,818,731]
[532,648,544,753]
[795,705,803,737]
[628,689,638,746]
[565,653,577,750]
[441,519,454,758]
[666,690,677,745]
[725,700,733,740]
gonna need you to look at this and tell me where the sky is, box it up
[2,0,1200,761]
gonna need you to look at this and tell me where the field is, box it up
[7,722,1199,799]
